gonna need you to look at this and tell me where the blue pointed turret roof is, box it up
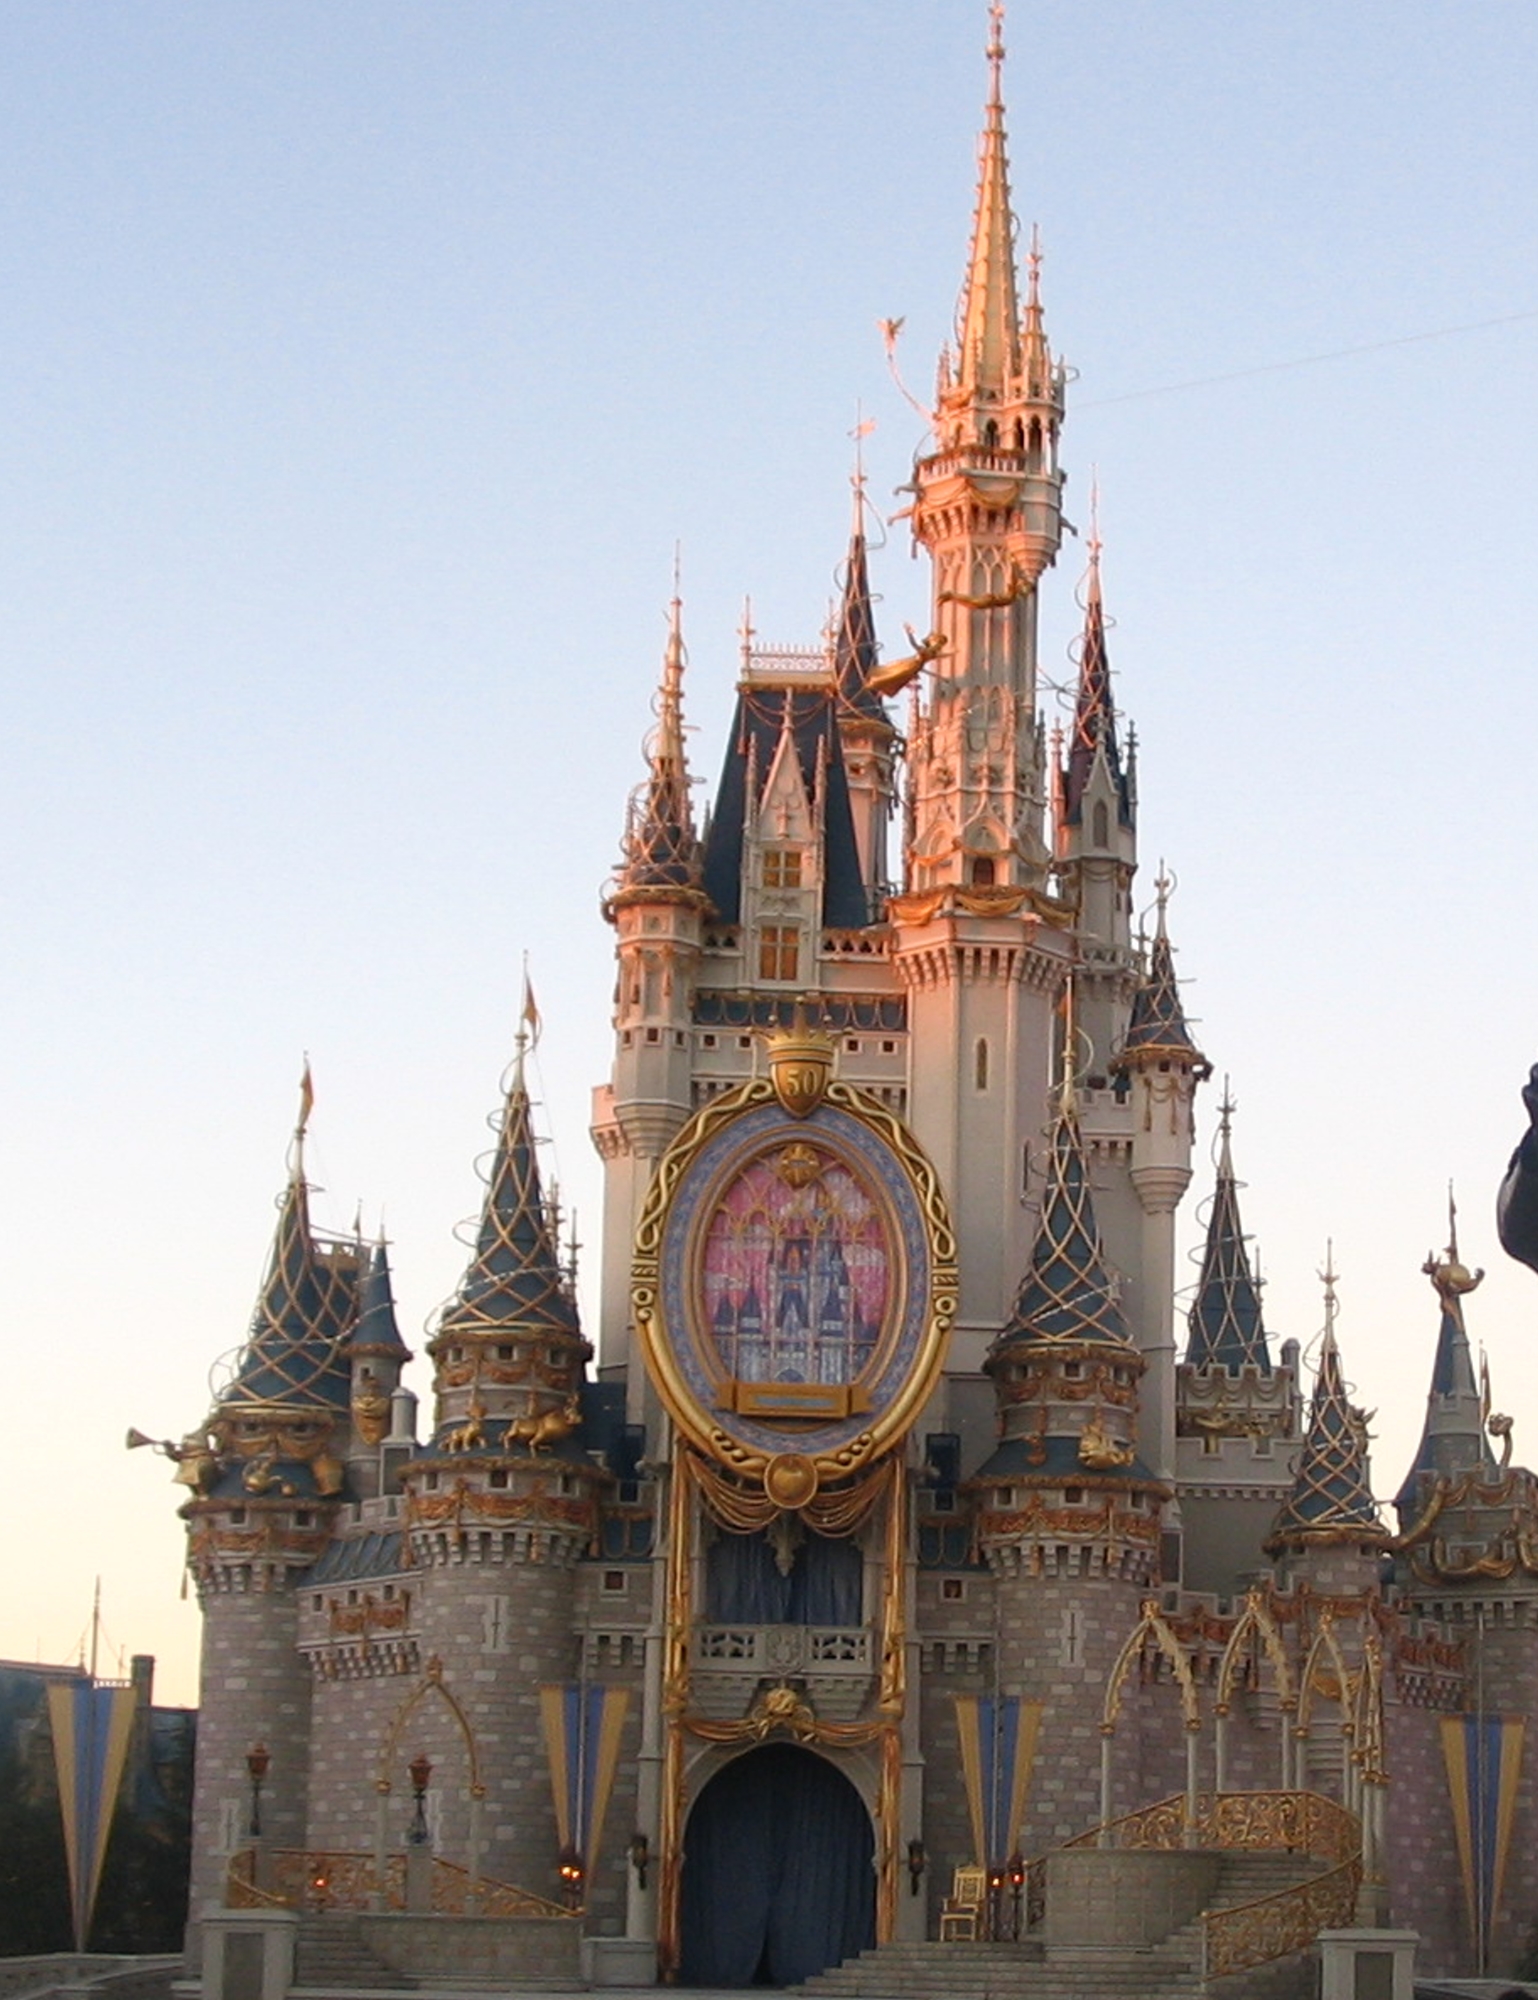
[1185,1100,1270,1372]
[617,594,702,896]
[1268,1278,1386,1548]
[1061,542,1132,829]
[1394,1223,1494,1512]
[222,1169,356,1413]
[351,1239,410,1358]
[1119,877,1202,1061]
[999,1089,1129,1349]
[437,1061,581,1340]
[833,513,888,728]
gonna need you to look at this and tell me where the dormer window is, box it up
[762,847,803,890]
[758,925,800,982]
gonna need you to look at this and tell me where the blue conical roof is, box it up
[1268,1322,1386,1548]
[352,1239,410,1358]
[438,1067,581,1339]
[1122,915,1198,1058]
[1061,554,1132,829]
[222,1173,356,1413]
[1394,1246,1494,1513]
[833,523,887,726]
[1186,1110,1270,1371]
[1000,1103,1129,1347]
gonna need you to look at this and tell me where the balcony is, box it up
[692,1624,874,1722]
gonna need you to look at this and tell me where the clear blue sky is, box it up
[4,3,1537,1702]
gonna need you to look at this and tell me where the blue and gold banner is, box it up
[540,1683,630,1867]
[47,1679,137,1951]
[1441,1713,1524,1957]
[953,1694,1043,1867]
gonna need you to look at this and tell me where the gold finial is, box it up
[1057,972,1081,1117]
[1026,220,1042,308]
[738,595,755,675]
[987,1,1006,105]
[290,1056,315,1182]
[1319,1242,1339,1344]
[1152,861,1173,937]
[764,1005,836,1119]
[1422,1182,1484,1313]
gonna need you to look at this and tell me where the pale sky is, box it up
[4,2,1538,1706]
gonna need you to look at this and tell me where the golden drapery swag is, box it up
[687,1444,897,1539]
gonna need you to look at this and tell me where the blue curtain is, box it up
[679,1744,876,1986]
[704,1530,863,1626]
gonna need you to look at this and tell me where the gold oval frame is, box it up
[632,1076,957,1484]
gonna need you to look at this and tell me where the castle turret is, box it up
[1175,1094,1300,1594]
[1055,521,1136,1079]
[832,479,897,916]
[1266,1259,1389,1594]
[176,1080,359,1937]
[1112,878,1209,1525]
[971,1028,1168,1845]
[890,16,1074,1363]
[344,1236,412,1499]
[595,596,708,1403]
[1394,1203,1492,1524]
[403,1035,605,1894]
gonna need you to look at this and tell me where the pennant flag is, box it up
[1442,1713,1525,1962]
[297,1059,315,1136]
[541,1684,629,1871]
[953,1694,1044,1866]
[47,1679,137,1950]
[522,977,542,1049]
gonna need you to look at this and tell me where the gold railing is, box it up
[1044,1792,1363,1979]
[224,1848,573,1921]
[1064,1789,1358,1865]
[1203,1856,1362,1981]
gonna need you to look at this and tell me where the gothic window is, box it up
[478,1595,511,1653]
[970,855,996,886]
[758,925,800,982]
[1093,800,1109,847]
[1060,1606,1084,1668]
[974,1038,989,1091]
[762,847,803,890]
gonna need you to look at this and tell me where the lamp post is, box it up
[558,1845,585,1910]
[245,1743,270,1841]
[407,1753,433,1848]
[906,1839,926,1897]
[627,1833,649,1892]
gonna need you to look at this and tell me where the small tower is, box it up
[344,1236,413,1500]
[889,15,1075,1355]
[595,594,709,1397]
[972,1016,1168,1845]
[905,8,1066,895]
[832,474,897,916]
[1175,1092,1300,1596]
[403,1037,604,1891]
[1055,517,1137,1079]
[1266,1257,1390,1596]
[1112,877,1210,1528]
[177,1083,359,1934]
[1394,1199,1492,1525]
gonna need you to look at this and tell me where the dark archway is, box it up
[679,1743,875,1987]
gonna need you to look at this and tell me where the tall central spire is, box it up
[956,1,1021,401]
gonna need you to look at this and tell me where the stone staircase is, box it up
[795,1850,1324,2000]
[293,1917,416,1992]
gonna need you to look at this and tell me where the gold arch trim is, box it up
[378,1659,484,1797]
[1103,1598,1200,1734]
[1297,1612,1355,1737]
[631,1076,957,1484]
[1216,1588,1296,1716]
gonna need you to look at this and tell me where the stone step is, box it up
[294,1920,415,1992]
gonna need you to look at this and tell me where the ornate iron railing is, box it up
[225,1848,572,1921]
[1063,1788,1358,1864]
[1202,1856,1362,1980]
[1041,1792,1362,1976]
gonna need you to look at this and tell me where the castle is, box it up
[158,14,1538,1990]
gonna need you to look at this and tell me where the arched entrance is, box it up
[679,1743,875,1987]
